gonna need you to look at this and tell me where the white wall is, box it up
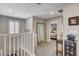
[63,4,79,55]
[45,16,63,43]
[25,17,34,52]
[25,17,33,33]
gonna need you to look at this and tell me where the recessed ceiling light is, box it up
[9,9,13,13]
[50,12,54,15]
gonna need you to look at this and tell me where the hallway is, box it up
[35,40,56,56]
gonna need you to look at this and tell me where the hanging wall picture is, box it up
[68,16,79,26]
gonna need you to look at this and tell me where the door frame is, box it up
[36,22,46,44]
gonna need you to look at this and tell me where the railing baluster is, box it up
[14,34,15,56]
[30,34,32,54]
[17,34,19,56]
[23,34,24,56]
[24,34,26,56]
[9,35,11,56]
[19,34,21,56]
[32,33,34,54]
[21,34,22,56]
[4,36,6,56]
[31,34,32,53]
[26,34,28,56]
[29,34,31,53]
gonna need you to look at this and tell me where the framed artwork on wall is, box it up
[68,16,79,26]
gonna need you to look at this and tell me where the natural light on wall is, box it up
[9,20,19,34]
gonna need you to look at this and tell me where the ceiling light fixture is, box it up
[50,12,54,15]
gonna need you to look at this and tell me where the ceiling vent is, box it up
[36,3,42,5]
[58,9,63,13]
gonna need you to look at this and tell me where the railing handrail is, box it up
[0,32,32,36]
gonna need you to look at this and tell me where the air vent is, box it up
[36,3,42,5]
[58,9,63,13]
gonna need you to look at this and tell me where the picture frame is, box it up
[68,16,79,26]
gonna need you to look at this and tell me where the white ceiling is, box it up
[0,3,63,19]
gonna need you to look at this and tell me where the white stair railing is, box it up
[0,33,35,56]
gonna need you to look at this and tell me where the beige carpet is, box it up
[35,40,56,56]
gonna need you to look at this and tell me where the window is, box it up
[9,20,19,34]
[15,21,19,33]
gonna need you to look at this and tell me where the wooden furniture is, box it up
[64,40,76,56]
[56,40,63,56]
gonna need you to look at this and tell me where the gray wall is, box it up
[0,15,26,34]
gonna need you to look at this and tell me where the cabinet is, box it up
[64,40,76,56]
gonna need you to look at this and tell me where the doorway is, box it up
[37,23,45,44]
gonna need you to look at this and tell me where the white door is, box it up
[37,23,45,43]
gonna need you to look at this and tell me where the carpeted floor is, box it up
[35,40,56,56]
